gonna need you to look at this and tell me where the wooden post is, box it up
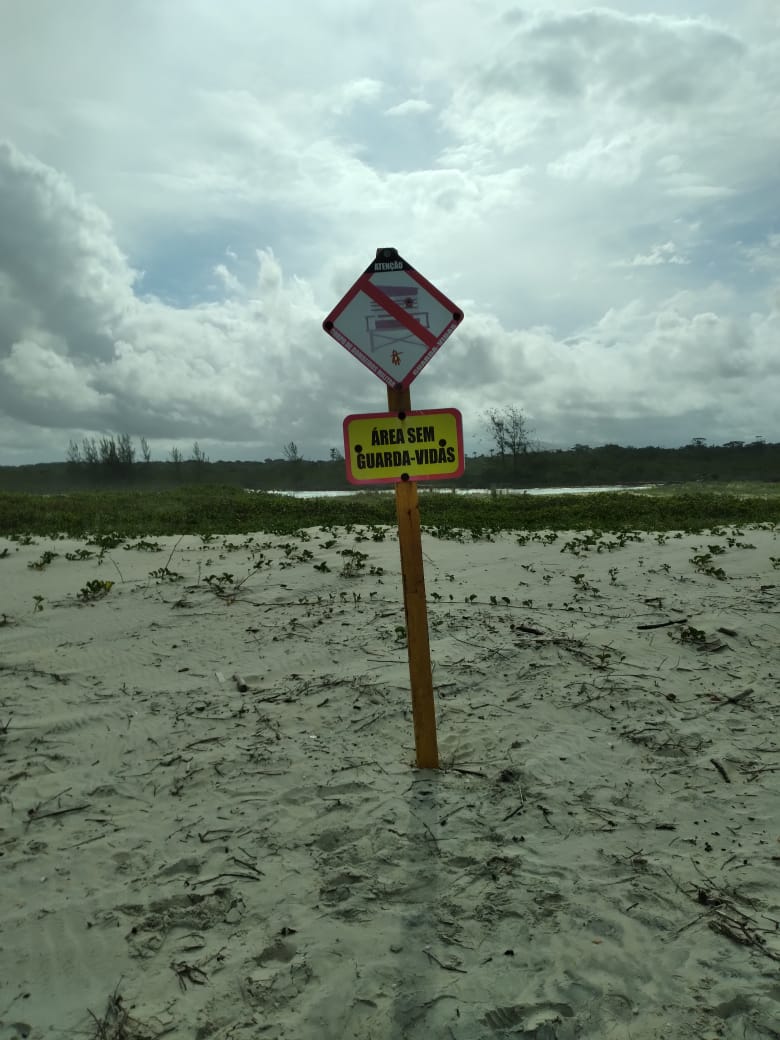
[387,386,440,769]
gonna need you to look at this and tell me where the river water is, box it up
[257,485,657,498]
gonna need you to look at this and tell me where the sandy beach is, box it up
[1,522,778,1039]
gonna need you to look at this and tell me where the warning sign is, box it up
[324,250,463,389]
[343,408,464,485]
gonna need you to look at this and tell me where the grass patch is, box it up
[644,481,780,498]
[0,485,778,538]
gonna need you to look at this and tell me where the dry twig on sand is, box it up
[709,757,731,783]
[662,867,780,964]
[88,983,172,1040]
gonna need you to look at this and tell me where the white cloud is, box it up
[619,241,690,267]
[1,337,112,418]
[665,184,738,200]
[547,129,655,186]
[384,99,434,117]
[739,233,780,274]
[0,2,778,464]
[332,78,385,112]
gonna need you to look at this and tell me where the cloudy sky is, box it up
[1,1,779,465]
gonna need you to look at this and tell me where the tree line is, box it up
[66,435,210,468]
[63,411,766,474]
[65,433,342,470]
[0,408,775,495]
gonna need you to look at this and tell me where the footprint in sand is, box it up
[482,1002,575,1038]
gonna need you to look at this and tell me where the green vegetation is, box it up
[78,579,114,602]
[1,439,778,495]
[0,485,779,538]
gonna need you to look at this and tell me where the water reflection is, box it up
[257,485,657,499]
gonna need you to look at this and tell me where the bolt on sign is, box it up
[324,248,465,770]
[343,409,464,485]
[322,248,464,389]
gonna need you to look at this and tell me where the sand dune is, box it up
[1,524,778,1039]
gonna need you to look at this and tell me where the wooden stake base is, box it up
[388,386,439,769]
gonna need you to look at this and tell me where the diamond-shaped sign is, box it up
[323,248,463,389]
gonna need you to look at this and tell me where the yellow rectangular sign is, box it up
[343,408,464,485]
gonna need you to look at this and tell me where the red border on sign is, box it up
[323,254,463,389]
[343,408,465,486]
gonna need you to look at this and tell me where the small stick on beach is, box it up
[422,946,468,973]
[637,618,688,630]
[27,803,91,823]
[714,687,754,709]
[710,758,731,783]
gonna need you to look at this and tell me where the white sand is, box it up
[1,523,778,1039]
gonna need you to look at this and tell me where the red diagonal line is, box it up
[358,277,438,349]
[404,267,460,315]
[324,276,364,324]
